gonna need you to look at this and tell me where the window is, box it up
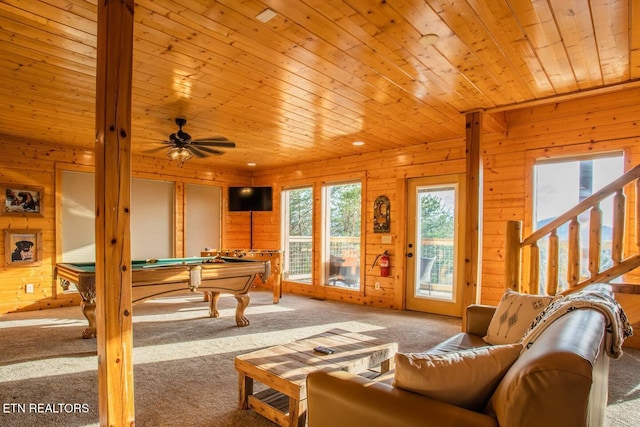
[60,170,96,262]
[324,182,362,289]
[60,170,175,261]
[130,178,174,259]
[282,187,313,284]
[533,154,624,291]
[185,184,221,256]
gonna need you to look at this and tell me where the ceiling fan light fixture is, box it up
[167,147,193,161]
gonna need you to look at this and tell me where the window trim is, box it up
[281,185,314,285]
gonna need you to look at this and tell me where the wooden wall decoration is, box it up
[1,184,43,217]
[373,195,390,233]
[4,229,43,267]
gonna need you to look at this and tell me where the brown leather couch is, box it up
[306,285,611,427]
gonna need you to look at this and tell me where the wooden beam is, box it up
[482,80,640,114]
[463,112,482,324]
[95,1,135,426]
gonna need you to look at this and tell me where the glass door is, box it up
[406,175,465,317]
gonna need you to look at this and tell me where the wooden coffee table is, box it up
[235,329,398,427]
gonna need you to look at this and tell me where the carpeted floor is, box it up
[0,288,638,426]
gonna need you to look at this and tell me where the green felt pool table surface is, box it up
[61,256,249,272]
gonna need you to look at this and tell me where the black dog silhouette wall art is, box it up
[4,229,41,267]
[12,240,34,262]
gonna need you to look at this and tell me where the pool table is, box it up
[55,256,271,338]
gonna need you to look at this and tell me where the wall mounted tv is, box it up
[228,186,273,212]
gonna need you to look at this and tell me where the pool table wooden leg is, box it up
[81,300,97,339]
[208,291,221,318]
[234,294,250,327]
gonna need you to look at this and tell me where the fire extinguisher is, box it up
[371,250,390,277]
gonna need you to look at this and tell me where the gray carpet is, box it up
[0,289,638,426]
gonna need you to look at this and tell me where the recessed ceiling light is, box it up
[419,33,440,46]
[256,8,277,23]
[247,162,257,167]
[352,141,365,146]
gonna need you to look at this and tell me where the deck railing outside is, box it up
[286,236,361,284]
[420,238,454,288]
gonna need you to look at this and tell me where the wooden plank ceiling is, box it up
[0,0,638,170]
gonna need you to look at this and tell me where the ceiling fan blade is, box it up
[193,145,224,155]
[187,146,208,158]
[192,139,236,148]
[160,119,233,157]
[193,136,228,141]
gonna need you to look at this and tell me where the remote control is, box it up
[313,346,336,355]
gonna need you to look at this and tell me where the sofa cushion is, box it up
[427,332,489,354]
[484,289,554,345]
[393,343,522,411]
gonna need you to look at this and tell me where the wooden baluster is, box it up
[504,221,522,291]
[547,230,559,296]
[567,217,580,288]
[612,188,626,265]
[528,242,539,294]
[589,204,602,278]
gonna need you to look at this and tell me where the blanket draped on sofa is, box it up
[520,290,633,359]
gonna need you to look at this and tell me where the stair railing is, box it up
[504,164,640,296]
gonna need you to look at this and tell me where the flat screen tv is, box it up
[228,186,273,212]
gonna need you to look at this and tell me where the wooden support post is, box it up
[95,1,135,426]
[636,180,640,250]
[504,220,522,291]
[463,111,482,321]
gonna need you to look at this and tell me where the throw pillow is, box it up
[483,289,555,345]
[393,344,522,411]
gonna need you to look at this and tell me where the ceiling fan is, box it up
[161,118,236,161]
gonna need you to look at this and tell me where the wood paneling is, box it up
[3,82,640,317]
[0,0,635,172]
[0,138,250,314]
[249,86,640,315]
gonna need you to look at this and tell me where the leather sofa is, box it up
[306,285,612,427]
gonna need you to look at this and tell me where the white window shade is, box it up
[131,178,174,259]
[185,183,221,257]
[61,171,174,261]
[61,171,96,262]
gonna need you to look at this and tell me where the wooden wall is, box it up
[252,138,468,309]
[481,88,640,305]
[0,137,251,314]
[2,86,640,318]
[253,86,640,313]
